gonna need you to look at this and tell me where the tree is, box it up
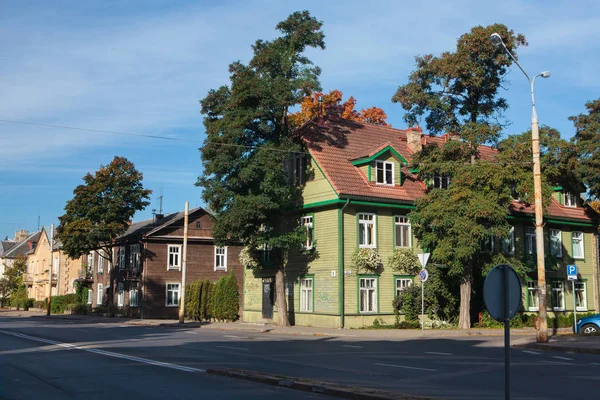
[57,156,151,265]
[392,24,527,329]
[0,256,27,306]
[570,98,600,199]
[197,11,325,326]
[289,89,389,127]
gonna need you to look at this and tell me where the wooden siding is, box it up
[302,159,337,204]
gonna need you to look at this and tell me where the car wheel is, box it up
[580,324,599,335]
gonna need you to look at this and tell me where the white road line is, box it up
[540,360,573,365]
[591,362,600,366]
[375,363,437,372]
[0,330,204,373]
[216,345,249,351]
[552,356,574,361]
[521,350,541,355]
[224,335,241,339]
[425,352,452,356]
[342,345,364,349]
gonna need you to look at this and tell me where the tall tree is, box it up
[0,256,27,306]
[392,24,526,328]
[197,11,325,326]
[570,98,600,199]
[57,156,151,264]
[289,89,389,127]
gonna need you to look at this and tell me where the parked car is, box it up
[574,314,600,335]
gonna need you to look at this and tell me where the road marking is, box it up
[552,356,574,361]
[185,330,197,334]
[591,362,600,366]
[425,352,452,356]
[521,350,541,355]
[0,330,204,373]
[224,335,241,339]
[216,345,249,351]
[540,360,573,365]
[375,363,437,372]
[342,345,364,349]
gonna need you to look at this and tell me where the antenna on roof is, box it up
[158,195,163,215]
[37,213,40,231]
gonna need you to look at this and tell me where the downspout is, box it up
[339,198,350,328]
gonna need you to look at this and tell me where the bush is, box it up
[33,299,47,309]
[351,248,383,274]
[217,272,239,322]
[396,285,421,323]
[10,285,29,309]
[50,294,79,314]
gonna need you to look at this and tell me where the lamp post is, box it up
[490,32,550,343]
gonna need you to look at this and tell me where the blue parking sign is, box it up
[567,264,577,281]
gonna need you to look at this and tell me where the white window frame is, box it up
[129,244,140,271]
[564,192,577,208]
[299,277,313,312]
[87,289,93,305]
[375,160,394,186]
[394,216,411,248]
[359,277,377,313]
[118,246,126,270]
[117,283,124,307]
[358,213,376,249]
[549,229,562,257]
[98,251,104,273]
[572,231,584,259]
[525,227,536,255]
[97,284,103,305]
[301,216,314,250]
[395,277,413,298]
[501,226,515,255]
[87,252,94,272]
[433,172,450,189]
[214,246,227,271]
[167,245,182,270]
[552,281,565,311]
[166,283,181,307]
[575,281,587,311]
[527,281,539,311]
[130,288,139,308]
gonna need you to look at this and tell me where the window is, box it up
[214,247,227,271]
[549,229,562,257]
[284,154,306,186]
[395,278,413,298]
[394,216,411,248]
[98,252,104,273]
[433,172,450,189]
[358,213,376,248]
[118,246,126,270]
[166,283,180,307]
[300,278,313,312]
[359,277,377,313]
[564,192,577,207]
[130,244,141,272]
[481,235,495,253]
[301,216,314,250]
[375,161,394,185]
[130,289,139,307]
[525,227,536,255]
[572,232,584,259]
[195,221,201,229]
[501,227,515,255]
[527,281,539,311]
[575,281,587,311]
[87,289,93,305]
[117,283,124,307]
[97,284,103,305]
[168,245,181,270]
[87,252,94,271]
[551,281,565,311]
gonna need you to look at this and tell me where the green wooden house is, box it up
[242,115,599,328]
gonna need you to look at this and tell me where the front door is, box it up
[262,280,274,319]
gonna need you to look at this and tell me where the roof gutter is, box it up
[338,198,350,329]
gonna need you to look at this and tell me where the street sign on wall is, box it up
[567,264,577,281]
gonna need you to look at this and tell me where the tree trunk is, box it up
[274,266,290,326]
[459,263,473,329]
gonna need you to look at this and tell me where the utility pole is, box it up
[46,224,54,316]
[178,202,189,323]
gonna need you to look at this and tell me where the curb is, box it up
[206,367,434,400]
[513,342,600,355]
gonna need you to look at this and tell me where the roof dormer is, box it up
[350,144,408,186]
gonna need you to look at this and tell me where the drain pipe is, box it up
[339,198,350,328]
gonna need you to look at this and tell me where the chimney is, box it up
[405,126,423,153]
[153,214,164,223]
[14,230,29,243]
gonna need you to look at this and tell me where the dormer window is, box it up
[376,161,394,185]
[564,192,577,208]
[433,172,450,189]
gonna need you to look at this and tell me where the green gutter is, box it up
[303,198,416,210]
[350,146,409,166]
[507,214,596,227]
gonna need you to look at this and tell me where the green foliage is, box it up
[185,275,239,322]
[74,282,89,306]
[351,248,383,274]
[50,294,79,314]
[388,248,420,274]
[57,156,151,260]
[570,98,600,199]
[396,285,421,323]
[33,299,48,309]
[0,256,28,304]
[10,284,33,310]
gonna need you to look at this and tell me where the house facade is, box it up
[84,207,244,318]
[242,116,599,328]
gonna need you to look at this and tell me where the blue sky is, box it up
[1,0,599,240]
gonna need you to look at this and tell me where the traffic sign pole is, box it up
[567,264,578,330]
[573,280,577,329]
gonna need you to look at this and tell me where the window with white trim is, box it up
[375,161,394,185]
[214,246,227,271]
[359,277,377,313]
[87,289,93,305]
[575,281,587,311]
[394,216,410,248]
[118,246,126,270]
[572,232,584,259]
[527,281,539,311]
[549,229,562,257]
[551,281,565,311]
[395,278,413,298]
[358,213,376,248]
[166,283,180,307]
[300,278,313,312]
[117,283,124,307]
[433,172,450,189]
[130,244,141,272]
[167,245,181,270]
[98,251,104,273]
[87,252,94,272]
[130,289,139,307]
[525,227,536,255]
[501,226,515,255]
[564,192,577,207]
[97,284,103,305]
[301,216,314,250]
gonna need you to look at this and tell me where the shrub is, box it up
[10,285,29,309]
[50,294,79,314]
[221,272,239,321]
[397,285,421,323]
[33,299,47,309]
[351,248,383,274]
[388,249,420,274]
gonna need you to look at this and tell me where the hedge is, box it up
[184,273,239,322]
[50,294,79,314]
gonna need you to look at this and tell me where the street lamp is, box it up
[490,32,550,343]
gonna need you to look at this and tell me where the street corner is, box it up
[511,335,600,355]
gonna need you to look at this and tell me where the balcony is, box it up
[125,267,141,281]
[78,267,94,283]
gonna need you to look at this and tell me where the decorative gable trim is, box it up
[350,145,409,167]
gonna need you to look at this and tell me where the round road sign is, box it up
[419,269,429,282]
[483,264,522,322]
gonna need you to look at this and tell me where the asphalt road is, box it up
[1,316,599,399]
